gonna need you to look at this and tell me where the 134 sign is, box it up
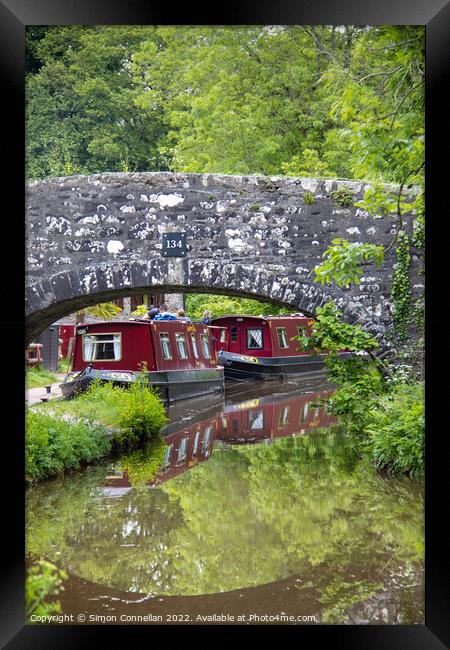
[162,232,187,257]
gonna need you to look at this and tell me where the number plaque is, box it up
[162,232,187,257]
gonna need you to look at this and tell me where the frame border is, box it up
[4,0,449,646]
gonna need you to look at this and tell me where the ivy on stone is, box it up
[390,230,411,341]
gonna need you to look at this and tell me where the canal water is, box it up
[26,378,424,625]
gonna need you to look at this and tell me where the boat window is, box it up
[246,328,263,349]
[297,324,308,338]
[192,431,200,457]
[200,334,211,358]
[175,333,188,359]
[278,406,290,428]
[299,402,309,424]
[277,328,289,349]
[178,437,188,463]
[162,444,173,468]
[231,326,238,342]
[83,333,121,361]
[220,328,227,343]
[221,416,228,431]
[190,334,199,359]
[159,333,172,360]
[248,409,264,430]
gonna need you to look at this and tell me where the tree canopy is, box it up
[26,25,424,187]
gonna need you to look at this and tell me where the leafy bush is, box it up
[26,560,67,620]
[313,239,384,287]
[326,371,387,435]
[75,376,168,447]
[25,410,111,484]
[114,376,168,446]
[363,383,424,478]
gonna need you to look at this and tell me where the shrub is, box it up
[362,383,424,478]
[115,376,168,447]
[76,376,168,447]
[25,410,111,484]
[26,560,68,620]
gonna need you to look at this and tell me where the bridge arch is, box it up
[26,171,420,346]
[26,257,385,346]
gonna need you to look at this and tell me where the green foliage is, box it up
[249,204,260,212]
[26,26,167,179]
[313,239,385,287]
[297,301,379,354]
[131,303,148,317]
[25,409,111,484]
[326,371,387,435]
[363,383,424,478]
[412,192,425,249]
[185,293,286,321]
[303,191,315,205]
[114,376,168,447]
[26,560,67,620]
[27,377,167,483]
[281,148,332,178]
[331,187,354,208]
[390,231,412,341]
[26,366,59,389]
[356,182,406,216]
[77,302,122,322]
[75,377,168,447]
[293,301,424,476]
[26,26,424,184]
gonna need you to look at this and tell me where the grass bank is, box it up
[26,366,60,389]
[26,378,168,485]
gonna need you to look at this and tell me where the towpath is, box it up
[25,374,66,406]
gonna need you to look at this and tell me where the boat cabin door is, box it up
[228,319,242,354]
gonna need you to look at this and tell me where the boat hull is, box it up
[217,350,352,381]
[60,367,224,403]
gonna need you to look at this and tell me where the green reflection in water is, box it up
[26,428,423,618]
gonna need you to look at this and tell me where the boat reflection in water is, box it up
[103,386,336,492]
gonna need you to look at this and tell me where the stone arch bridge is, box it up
[26,172,421,347]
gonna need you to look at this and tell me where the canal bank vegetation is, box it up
[26,365,60,389]
[26,376,168,485]
[296,302,424,478]
[26,560,68,620]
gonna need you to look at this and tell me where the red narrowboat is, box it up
[211,314,351,381]
[60,320,224,402]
